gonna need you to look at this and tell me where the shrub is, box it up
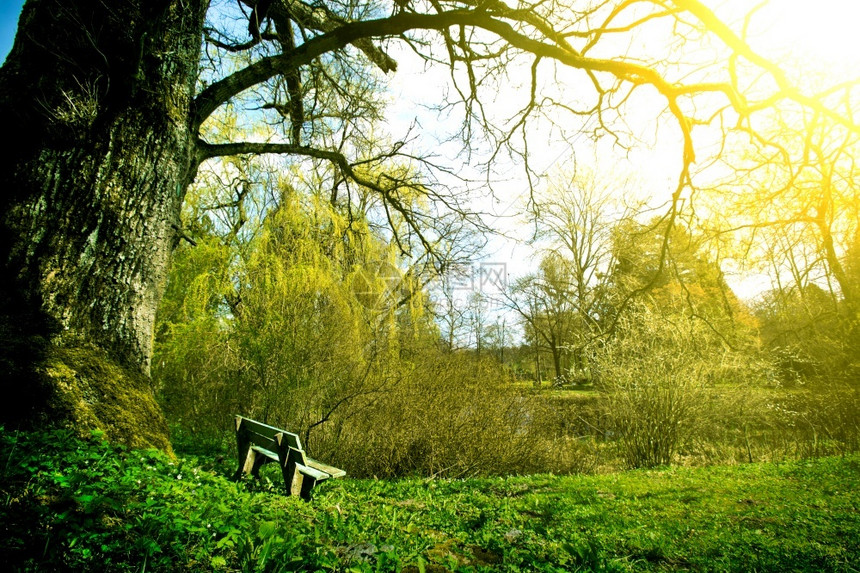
[596,312,717,469]
[315,351,543,478]
[601,360,706,468]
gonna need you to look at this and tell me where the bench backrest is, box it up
[235,415,303,451]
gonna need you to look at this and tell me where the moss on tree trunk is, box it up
[0,0,208,449]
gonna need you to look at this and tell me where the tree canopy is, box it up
[1,0,858,446]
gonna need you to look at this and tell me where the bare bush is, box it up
[602,364,706,469]
[596,313,715,468]
[315,352,543,478]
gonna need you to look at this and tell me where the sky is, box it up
[0,0,23,64]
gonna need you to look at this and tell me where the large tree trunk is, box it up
[0,0,208,449]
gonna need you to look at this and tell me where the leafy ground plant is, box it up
[1,427,857,571]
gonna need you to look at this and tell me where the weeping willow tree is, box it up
[154,177,436,450]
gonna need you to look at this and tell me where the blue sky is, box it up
[0,0,24,64]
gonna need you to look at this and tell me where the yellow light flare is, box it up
[714,0,860,81]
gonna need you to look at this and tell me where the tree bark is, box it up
[0,0,208,449]
[550,340,563,381]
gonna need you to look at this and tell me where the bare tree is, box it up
[527,167,639,369]
[506,252,578,382]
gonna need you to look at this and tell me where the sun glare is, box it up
[717,0,860,81]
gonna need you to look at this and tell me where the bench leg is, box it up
[299,472,319,501]
[252,450,271,478]
[233,421,253,481]
[234,445,260,480]
[281,447,301,496]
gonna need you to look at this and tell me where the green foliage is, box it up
[155,167,582,479]
[158,185,554,479]
[1,428,258,571]
[154,189,420,439]
[610,217,758,344]
[760,384,860,459]
[754,284,856,383]
[155,236,238,437]
[3,428,858,572]
[572,215,779,469]
[154,174,859,478]
[594,298,778,469]
[234,195,375,426]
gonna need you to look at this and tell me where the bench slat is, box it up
[250,445,279,461]
[237,416,303,453]
[245,430,279,451]
[295,462,329,481]
[236,416,303,449]
[236,416,283,439]
[306,458,346,478]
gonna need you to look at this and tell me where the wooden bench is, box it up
[232,415,345,500]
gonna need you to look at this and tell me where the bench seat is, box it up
[234,415,345,500]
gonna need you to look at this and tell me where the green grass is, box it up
[2,428,858,572]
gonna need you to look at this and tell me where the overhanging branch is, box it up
[192,8,748,137]
[196,139,436,256]
[673,0,860,136]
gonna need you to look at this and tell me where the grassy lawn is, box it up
[2,428,858,571]
[314,458,859,572]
